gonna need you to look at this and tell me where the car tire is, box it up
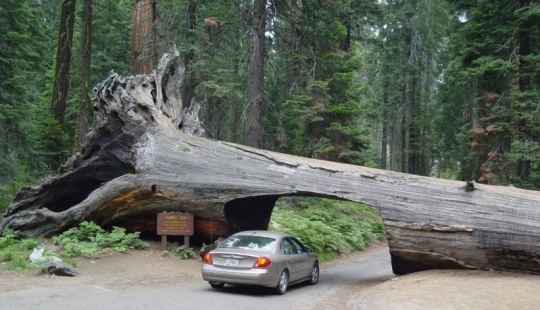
[209,281,225,289]
[308,263,319,285]
[274,270,289,295]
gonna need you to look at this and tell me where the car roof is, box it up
[231,230,289,239]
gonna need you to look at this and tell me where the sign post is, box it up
[157,211,194,250]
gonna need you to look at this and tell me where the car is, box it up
[201,230,319,294]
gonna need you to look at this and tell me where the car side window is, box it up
[280,239,295,255]
[289,237,305,254]
[288,238,299,254]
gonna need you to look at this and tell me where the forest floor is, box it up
[1,241,540,310]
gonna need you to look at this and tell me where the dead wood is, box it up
[2,44,540,275]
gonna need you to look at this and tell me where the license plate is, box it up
[225,258,240,266]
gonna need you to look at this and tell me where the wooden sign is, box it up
[157,211,194,249]
[157,211,194,236]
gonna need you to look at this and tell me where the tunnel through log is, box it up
[2,44,540,275]
[224,195,280,231]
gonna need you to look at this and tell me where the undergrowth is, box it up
[0,228,42,270]
[162,242,196,260]
[1,221,150,271]
[52,221,149,258]
[270,197,385,262]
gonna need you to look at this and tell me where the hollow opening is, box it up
[221,194,389,264]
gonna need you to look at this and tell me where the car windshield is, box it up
[218,235,276,253]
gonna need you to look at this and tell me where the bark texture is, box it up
[51,0,76,125]
[2,45,540,276]
[130,0,154,74]
[246,0,266,147]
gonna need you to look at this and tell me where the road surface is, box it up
[0,247,393,310]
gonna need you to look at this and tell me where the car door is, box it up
[289,237,315,279]
[280,238,304,282]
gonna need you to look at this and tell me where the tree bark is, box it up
[2,45,540,276]
[130,0,154,74]
[182,1,196,111]
[246,0,266,147]
[77,0,93,148]
[51,0,76,125]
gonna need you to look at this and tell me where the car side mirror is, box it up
[306,247,314,253]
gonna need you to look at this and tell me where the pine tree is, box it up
[368,0,448,174]
[270,0,378,164]
[0,0,50,181]
[437,0,540,187]
[51,0,77,125]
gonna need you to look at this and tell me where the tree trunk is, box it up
[518,0,532,93]
[2,45,540,276]
[182,1,196,111]
[77,0,93,148]
[51,0,76,125]
[246,0,266,147]
[381,78,389,170]
[130,0,153,74]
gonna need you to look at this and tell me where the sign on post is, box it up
[157,211,194,250]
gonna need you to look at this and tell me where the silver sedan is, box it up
[201,230,319,294]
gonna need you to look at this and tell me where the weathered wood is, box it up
[2,44,540,275]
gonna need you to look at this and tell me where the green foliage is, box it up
[0,228,44,270]
[0,228,18,248]
[0,0,52,192]
[6,256,29,271]
[52,221,149,258]
[163,243,195,260]
[270,198,385,262]
[268,1,374,162]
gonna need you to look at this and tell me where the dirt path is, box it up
[0,241,202,292]
[328,268,540,310]
[2,241,540,310]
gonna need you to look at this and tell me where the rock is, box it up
[42,260,78,277]
[29,247,46,263]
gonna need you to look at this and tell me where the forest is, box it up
[1,0,540,214]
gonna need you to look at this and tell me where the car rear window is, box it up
[218,235,276,253]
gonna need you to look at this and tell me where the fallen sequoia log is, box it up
[2,44,540,275]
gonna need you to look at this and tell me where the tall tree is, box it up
[130,0,155,74]
[246,0,267,147]
[269,0,379,164]
[369,0,447,174]
[437,0,539,185]
[511,0,540,188]
[246,0,266,147]
[51,0,77,125]
[0,0,49,181]
[182,1,196,110]
[77,0,93,148]
[90,0,132,82]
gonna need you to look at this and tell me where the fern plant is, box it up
[271,198,385,261]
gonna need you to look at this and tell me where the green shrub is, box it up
[0,228,47,270]
[20,238,39,250]
[0,228,18,248]
[163,242,195,260]
[0,246,15,261]
[52,221,149,259]
[271,197,385,261]
[6,255,28,270]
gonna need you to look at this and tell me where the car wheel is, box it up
[209,281,225,289]
[308,263,319,285]
[274,270,289,295]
